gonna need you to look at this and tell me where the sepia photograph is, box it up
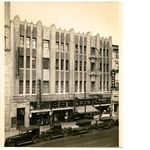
[3,1,122,147]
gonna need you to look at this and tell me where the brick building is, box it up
[4,2,113,132]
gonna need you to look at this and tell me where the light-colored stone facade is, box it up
[5,2,113,132]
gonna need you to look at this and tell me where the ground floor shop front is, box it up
[9,95,111,131]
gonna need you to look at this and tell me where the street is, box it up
[20,126,119,147]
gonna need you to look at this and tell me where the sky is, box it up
[10,2,122,46]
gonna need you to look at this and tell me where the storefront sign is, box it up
[52,101,58,108]
[68,101,73,107]
[59,101,66,107]
[37,79,41,109]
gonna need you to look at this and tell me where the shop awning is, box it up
[30,109,51,113]
[52,107,74,111]
[75,105,99,114]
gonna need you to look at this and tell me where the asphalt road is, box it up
[20,126,119,147]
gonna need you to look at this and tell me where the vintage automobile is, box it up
[4,126,40,147]
[67,119,93,135]
[92,117,113,131]
[43,124,68,141]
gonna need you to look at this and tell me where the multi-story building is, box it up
[111,45,119,118]
[4,2,113,132]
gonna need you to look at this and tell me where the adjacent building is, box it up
[111,45,119,119]
[4,2,113,132]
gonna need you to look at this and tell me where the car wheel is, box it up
[98,126,103,131]
[32,136,40,144]
[9,142,16,147]
[87,127,92,133]
[44,134,51,141]
[62,131,68,137]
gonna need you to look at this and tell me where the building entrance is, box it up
[17,108,25,129]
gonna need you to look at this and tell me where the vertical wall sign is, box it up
[37,79,41,109]
[111,69,116,89]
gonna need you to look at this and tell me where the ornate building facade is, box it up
[4,2,113,132]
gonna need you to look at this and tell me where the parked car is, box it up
[68,119,92,135]
[4,126,40,147]
[43,124,68,141]
[92,117,113,131]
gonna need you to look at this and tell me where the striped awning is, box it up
[75,105,99,114]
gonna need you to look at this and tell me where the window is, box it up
[84,81,86,92]
[33,39,36,49]
[75,61,78,71]
[91,48,95,56]
[91,82,95,92]
[107,81,109,91]
[103,81,105,91]
[66,81,69,93]
[107,64,109,72]
[75,81,78,92]
[66,60,69,70]
[56,59,59,70]
[32,57,36,69]
[61,81,63,93]
[91,63,95,72]
[66,43,69,52]
[20,37,24,47]
[61,43,64,52]
[26,38,30,48]
[107,49,109,57]
[32,81,36,94]
[26,81,30,94]
[100,81,102,91]
[43,58,49,69]
[43,81,49,93]
[80,61,82,71]
[56,81,59,93]
[26,56,30,68]
[19,56,24,68]
[75,45,78,53]
[80,46,82,54]
[103,49,105,57]
[43,40,49,50]
[99,48,102,56]
[84,46,86,54]
[100,75,102,81]
[61,60,64,70]
[80,81,82,92]
[19,81,23,94]
[103,64,105,72]
[56,42,59,52]
[99,63,102,72]
[84,62,86,71]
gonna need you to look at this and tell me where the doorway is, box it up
[17,108,25,129]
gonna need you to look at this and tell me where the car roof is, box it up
[76,119,91,124]
[99,117,112,121]
[51,124,61,127]
[19,126,40,132]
